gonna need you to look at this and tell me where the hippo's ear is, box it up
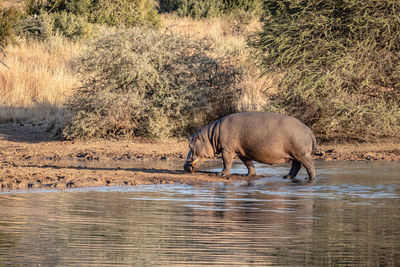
[193,136,198,141]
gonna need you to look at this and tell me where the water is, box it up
[0,161,399,266]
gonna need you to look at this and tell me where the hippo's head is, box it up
[183,134,214,173]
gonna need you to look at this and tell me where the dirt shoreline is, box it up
[1,124,399,190]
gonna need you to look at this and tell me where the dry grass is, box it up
[0,14,268,129]
[160,13,262,59]
[161,14,258,44]
[0,34,80,123]
[161,14,270,112]
[0,0,24,9]
[0,14,271,133]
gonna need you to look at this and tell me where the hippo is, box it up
[183,112,317,181]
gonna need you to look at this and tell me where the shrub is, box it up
[89,0,160,27]
[63,28,242,139]
[16,11,91,40]
[251,0,400,141]
[25,0,160,27]
[51,11,92,39]
[158,0,222,18]
[158,0,262,18]
[177,0,223,18]
[16,12,54,40]
[0,6,23,44]
[223,0,262,15]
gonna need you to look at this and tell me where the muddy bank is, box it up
[0,124,399,190]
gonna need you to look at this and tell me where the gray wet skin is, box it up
[183,112,317,181]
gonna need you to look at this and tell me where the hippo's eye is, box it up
[191,145,198,155]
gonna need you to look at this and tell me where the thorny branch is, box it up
[0,42,9,69]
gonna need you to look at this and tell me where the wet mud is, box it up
[1,124,399,190]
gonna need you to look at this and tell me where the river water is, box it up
[0,161,399,266]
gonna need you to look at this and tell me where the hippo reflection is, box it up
[184,112,317,182]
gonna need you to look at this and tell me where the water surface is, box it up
[0,161,399,266]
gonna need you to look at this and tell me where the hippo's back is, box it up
[218,112,314,163]
[220,112,309,136]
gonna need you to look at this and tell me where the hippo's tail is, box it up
[311,133,318,154]
[311,133,322,156]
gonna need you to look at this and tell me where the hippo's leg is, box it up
[283,159,301,179]
[219,151,234,177]
[299,155,316,182]
[239,156,256,176]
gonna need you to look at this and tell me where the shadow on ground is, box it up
[0,124,53,143]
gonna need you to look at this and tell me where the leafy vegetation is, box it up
[62,28,242,139]
[7,0,159,41]
[2,0,400,142]
[158,0,262,18]
[25,0,160,27]
[251,0,400,141]
[0,6,23,44]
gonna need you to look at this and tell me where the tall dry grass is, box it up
[0,34,80,124]
[0,0,24,9]
[0,14,270,133]
[0,14,267,128]
[162,13,257,46]
[161,14,270,112]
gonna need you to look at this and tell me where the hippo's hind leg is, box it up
[219,151,234,177]
[299,155,316,182]
[283,159,301,179]
[239,156,256,176]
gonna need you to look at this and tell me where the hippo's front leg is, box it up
[219,151,234,177]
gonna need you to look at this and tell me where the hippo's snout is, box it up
[184,158,203,173]
[184,161,194,173]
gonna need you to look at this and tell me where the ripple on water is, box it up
[0,161,399,266]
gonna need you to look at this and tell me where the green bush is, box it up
[51,11,92,39]
[16,13,53,40]
[177,0,222,18]
[223,0,262,15]
[17,12,91,40]
[158,0,262,18]
[0,6,23,44]
[158,0,221,17]
[62,28,242,139]
[25,0,160,27]
[86,0,159,27]
[251,0,400,141]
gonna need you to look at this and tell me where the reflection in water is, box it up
[0,162,399,266]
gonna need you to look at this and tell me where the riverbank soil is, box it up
[0,124,399,190]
